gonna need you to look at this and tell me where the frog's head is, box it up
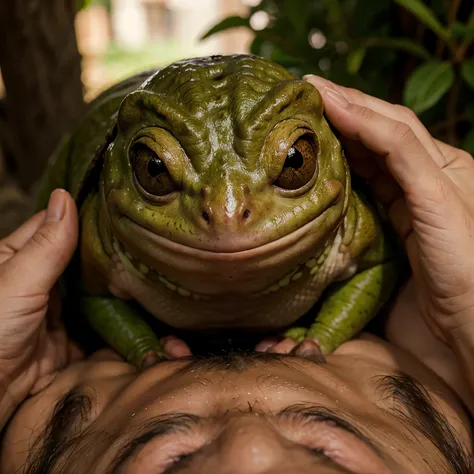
[100,55,349,319]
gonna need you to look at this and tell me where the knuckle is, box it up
[391,121,418,146]
[31,226,59,250]
[345,87,366,102]
[350,104,375,120]
[394,104,418,122]
[459,149,473,161]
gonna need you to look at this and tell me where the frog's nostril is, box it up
[243,209,251,219]
[202,211,210,223]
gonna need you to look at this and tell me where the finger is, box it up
[434,138,474,166]
[162,336,192,358]
[268,337,299,354]
[255,337,283,352]
[4,189,78,295]
[304,75,446,167]
[0,211,46,263]
[310,89,451,202]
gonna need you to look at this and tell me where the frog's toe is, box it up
[162,335,193,359]
[290,338,327,364]
[140,349,165,370]
[266,337,299,354]
[255,336,284,352]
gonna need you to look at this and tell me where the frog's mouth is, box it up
[109,208,339,297]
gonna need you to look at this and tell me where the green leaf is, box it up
[200,16,250,41]
[76,0,93,10]
[394,0,451,43]
[270,47,305,68]
[450,22,474,40]
[284,0,308,38]
[466,104,474,124]
[460,9,474,50]
[461,60,474,90]
[347,47,367,74]
[403,61,454,114]
[365,37,431,59]
[320,0,343,31]
[462,129,474,155]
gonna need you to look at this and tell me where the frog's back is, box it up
[36,69,158,210]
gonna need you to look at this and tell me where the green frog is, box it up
[37,54,400,367]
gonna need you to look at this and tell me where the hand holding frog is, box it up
[264,76,474,358]
[0,189,81,426]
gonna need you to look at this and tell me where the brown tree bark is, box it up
[0,0,85,190]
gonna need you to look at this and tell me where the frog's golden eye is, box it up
[131,143,178,196]
[274,134,317,190]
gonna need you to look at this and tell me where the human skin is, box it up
[1,333,473,474]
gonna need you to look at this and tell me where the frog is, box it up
[37,54,401,368]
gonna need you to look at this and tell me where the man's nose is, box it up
[216,416,290,473]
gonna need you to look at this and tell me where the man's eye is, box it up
[279,411,388,473]
[121,425,208,474]
[161,452,194,473]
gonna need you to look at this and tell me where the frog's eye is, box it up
[274,135,318,190]
[131,143,178,196]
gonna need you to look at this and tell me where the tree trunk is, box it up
[0,0,85,190]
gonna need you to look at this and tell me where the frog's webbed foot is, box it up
[255,336,326,364]
[81,296,171,369]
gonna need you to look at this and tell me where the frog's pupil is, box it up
[284,147,304,169]
[147,156,165,177]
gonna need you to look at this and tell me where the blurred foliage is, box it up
[77,0,110,12]
[203,0,474,153]
[102,40,197,82]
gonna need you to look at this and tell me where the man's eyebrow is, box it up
[279,404,384,456]
[376,372,472,474]
[107,413,201,474]
[110,404,381,474]
[25,386,95,474]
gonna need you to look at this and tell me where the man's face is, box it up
[1,335,472,474]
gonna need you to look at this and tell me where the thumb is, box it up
[315,86,447,199]
[5,189,78,295]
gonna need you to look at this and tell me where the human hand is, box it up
[302,75,474,347]
[259,76,474,356]
[0,189,81,424]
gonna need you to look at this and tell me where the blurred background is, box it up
[0,0,472,236]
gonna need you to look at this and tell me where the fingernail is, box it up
[46,189,66,222]
[302,74,314,81]
[324,87,349,108]
[140,350,163,370]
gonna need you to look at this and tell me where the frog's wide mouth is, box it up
[108,206,340,295]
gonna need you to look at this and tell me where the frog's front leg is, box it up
[81,296,168,368]
[285,260,399,353]
[80,192,168,368]
[282,190,402,355]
